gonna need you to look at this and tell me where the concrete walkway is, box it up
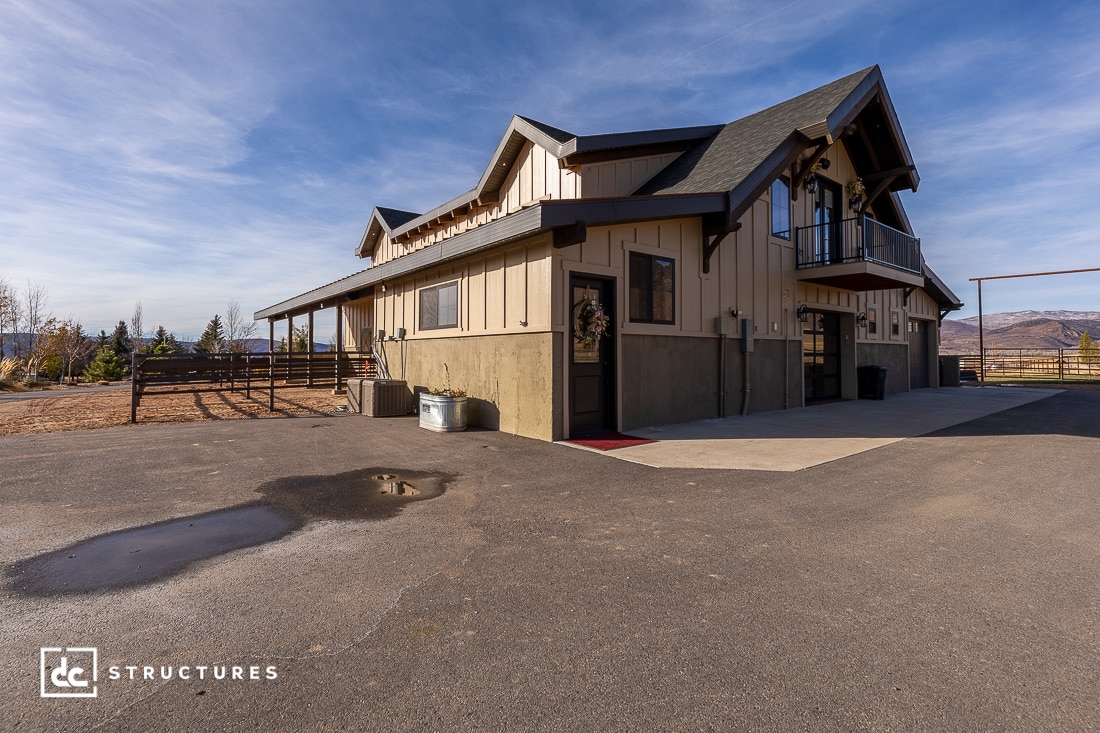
[564,386,1058,471]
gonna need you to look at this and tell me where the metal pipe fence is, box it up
[955,348,1100,381]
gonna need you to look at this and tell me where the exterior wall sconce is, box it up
[797,305,809,322]
[803,173,818,195]
[856,311,868,328]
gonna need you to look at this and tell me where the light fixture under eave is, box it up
[856,312,868,328]
[803,174,818,195]
[797,305,809,322]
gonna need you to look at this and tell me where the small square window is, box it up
[419,282,459,330]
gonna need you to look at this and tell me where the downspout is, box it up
[783,307,790,410]
[718,329,726,418]
[741,350,751,416]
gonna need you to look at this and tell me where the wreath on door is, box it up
[573,292,610,347]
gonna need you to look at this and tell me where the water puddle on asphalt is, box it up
[7,468,451,596]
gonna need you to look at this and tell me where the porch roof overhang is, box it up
[255,192,728,322]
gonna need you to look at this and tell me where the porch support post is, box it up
[335,302,344,392]
[977,279,985,382]
[268,318,276,410]
[307,310,315,387]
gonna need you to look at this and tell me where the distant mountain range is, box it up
[941,311,1100,353]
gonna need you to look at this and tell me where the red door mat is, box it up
[567,432,657,451]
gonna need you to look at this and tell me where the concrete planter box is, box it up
[418,393,468,432]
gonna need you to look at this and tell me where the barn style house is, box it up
[256,66,962,441]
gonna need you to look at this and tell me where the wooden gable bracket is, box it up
[903,286,916,305]
[553,220,587,248]
[860,165,916,208]
[790,139,832,202]
[702,211,741,274]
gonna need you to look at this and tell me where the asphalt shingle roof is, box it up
[638,66,877,196]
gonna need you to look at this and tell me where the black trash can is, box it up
[857,365,887,400]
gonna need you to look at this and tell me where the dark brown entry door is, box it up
[909,320,929,388]
[569,274,615,436]
[804,311,841,401]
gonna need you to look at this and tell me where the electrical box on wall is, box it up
[741,319,754,352]
[714,316,731,335]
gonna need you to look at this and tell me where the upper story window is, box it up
[770,177,791,239]
[629,252,675,324]
[419,281,459,330]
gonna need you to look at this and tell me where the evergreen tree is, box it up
[193,315,225,353]
[291,325,310,352]
[1080,331,1098,375]
[149,325,183,354]
[107,320,131,360]
[83,345,128,382]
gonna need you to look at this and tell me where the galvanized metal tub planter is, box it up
[418,393,468,432]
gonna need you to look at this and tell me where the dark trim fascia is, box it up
[255,193,728,320]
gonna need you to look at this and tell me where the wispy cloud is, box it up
[2,0,1098,333]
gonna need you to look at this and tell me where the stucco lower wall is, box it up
[380,332,559,441]
[620,335,802,430]
[857,342,909,395]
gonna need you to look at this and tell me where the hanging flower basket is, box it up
[573,297,610,347]
[847,178,866,211]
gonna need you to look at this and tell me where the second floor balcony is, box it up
[794,216,925,292]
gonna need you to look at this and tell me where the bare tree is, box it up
[28,316,93,383]
[224,300,258,353]
[20,281,48,359]
[0,276,15,358]
[130,299,144,355]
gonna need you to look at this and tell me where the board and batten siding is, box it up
[554,206,797,344]
[577,153,682,198]
[372,235,553,341]
[341,297,373,351]
[369,143,682,269]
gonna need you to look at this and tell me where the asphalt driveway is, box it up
[1,389,1097,731]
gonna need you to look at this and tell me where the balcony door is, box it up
[814,179,843,264]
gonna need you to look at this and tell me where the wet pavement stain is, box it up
[7,468,452,596]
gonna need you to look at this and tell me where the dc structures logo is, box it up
[40,647,98,698]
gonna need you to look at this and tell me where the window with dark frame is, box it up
[868,308,877,335]
[419,281,459,330]
[770,177,791,239]
[629,252,675,324]
[891,311,900,337]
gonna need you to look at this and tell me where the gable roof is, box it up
[638,65,918,230]
[261,66,960,320]
[354,115,721,258]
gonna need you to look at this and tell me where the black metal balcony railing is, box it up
[794,216,921,274]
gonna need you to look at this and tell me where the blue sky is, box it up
[3,0,1099,340]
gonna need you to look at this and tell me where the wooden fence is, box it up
[955,348,1100,381]
[131,352,376,423]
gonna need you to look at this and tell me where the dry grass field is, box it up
[0,385,345,436]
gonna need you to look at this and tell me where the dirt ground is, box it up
[0,384,346,436]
